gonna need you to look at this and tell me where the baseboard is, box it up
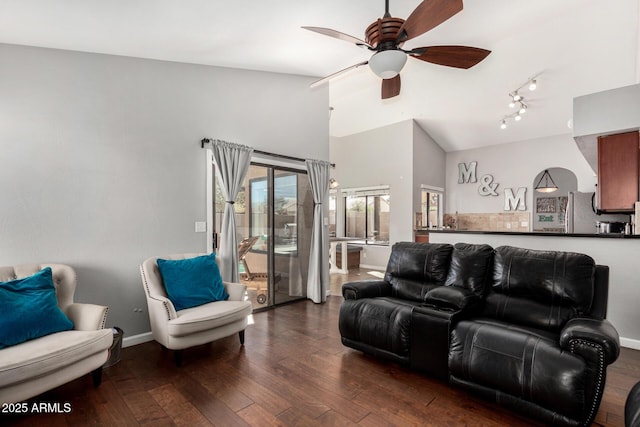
[620,337,640,350]
[358,264,386,271]
[122,332,154,348]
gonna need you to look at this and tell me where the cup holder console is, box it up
[411,304,461,379]
[421,303,458,313]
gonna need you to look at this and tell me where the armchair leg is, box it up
[92,367,103,387]
[239,330,245,345]
[174,350,183,367]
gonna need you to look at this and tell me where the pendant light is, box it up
[534,169,558,193]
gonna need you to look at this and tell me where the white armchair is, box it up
[140,253,252,366]
[0,263,113,404]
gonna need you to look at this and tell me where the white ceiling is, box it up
[1,0,638,151]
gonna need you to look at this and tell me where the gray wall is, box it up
[412,122,446,219]
[330,119,445,268]
[330,120,412,268]
[445,133,596,215]
[0,44,329,337]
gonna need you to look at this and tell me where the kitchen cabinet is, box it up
[414,231,429,243]
[597,131,639,212]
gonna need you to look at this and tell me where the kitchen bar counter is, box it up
[427,230,640,350]
[428,229,640,238]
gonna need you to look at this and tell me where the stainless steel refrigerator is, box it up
[565,191,628,233]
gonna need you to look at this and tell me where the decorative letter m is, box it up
[504,187,527,211]
[458,161,477,184]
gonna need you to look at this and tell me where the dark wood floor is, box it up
[3,294,639,426]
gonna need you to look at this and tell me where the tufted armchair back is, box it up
[0,263,76,312]
[140,253,207,320]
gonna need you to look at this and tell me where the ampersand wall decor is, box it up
[478,174,499,196]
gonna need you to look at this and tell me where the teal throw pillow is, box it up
[0,267,74,349]
[157,253,228,311]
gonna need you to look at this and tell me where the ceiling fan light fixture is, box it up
[369,50,407,79]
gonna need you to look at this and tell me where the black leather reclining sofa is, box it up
[339,242,620,427]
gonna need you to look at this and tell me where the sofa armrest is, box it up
[342,280,391,300]
[424,286,481,311]
[560,317,620,365]
[224,281,247,301]
[66,303,109,331]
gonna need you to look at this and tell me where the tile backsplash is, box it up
[444,212,531,232]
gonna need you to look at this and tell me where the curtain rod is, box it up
[200,138,335,168]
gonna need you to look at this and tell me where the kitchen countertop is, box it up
[428,229,640,239]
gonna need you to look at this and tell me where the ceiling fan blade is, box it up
[302,26,372,49]
[381,75,401,99]
[411,46,490,69]
[310,61,369,88]
[396,0,463,43]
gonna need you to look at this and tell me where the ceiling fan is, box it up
[303,0,490,99]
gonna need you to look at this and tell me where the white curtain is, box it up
[305,159,331,303]
[208,139,253,283]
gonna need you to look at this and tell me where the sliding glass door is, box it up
[214,163,313,310]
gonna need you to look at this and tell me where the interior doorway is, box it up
[210,161,313,310]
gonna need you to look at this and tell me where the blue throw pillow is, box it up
[157,253,228,311]
[0,267,74,349]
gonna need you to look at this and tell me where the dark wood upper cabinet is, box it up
[597,131,639,212]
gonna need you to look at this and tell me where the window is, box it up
[212,163,313,309]
[421,187,443,229]
[344,187,390,246]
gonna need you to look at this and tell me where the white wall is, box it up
[445,133,596,215]
[0,43,329,337]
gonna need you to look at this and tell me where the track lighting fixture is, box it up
[519,102,528,114]
[499,110,523,129]
[499,75,539,129]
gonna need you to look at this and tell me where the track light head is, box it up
[529,79,537,91]
[500,120,507,130]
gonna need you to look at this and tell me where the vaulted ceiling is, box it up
[1,0,638,151]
